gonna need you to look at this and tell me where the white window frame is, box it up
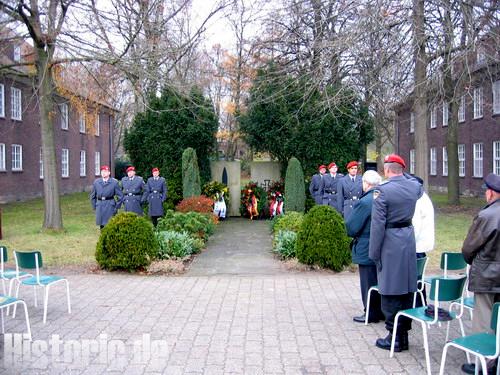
[442,147,448,177]
[493,81,500,115]
[95,113,100,136]
[430,107,437,128]
[13,45,21,62]
[473,143,483,178]
[430,147,437,176]
[62,148,69,178]
[442,101,449,127]
[458,95,466,123]
[410,149,416,175]
[0,84,4,117]
[11,144,22,171]
[10,87,22,120]
[458,144,466,177]
[473,87,483,119]
[79,113,86,133]
[80,150,86,177]
[0,143,5,171]
[410,112,415,133]
[60,103,69,130]
[95,151,100,176]
[39,148,44,179]
[494,141,500,175]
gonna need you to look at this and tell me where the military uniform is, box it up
[309,173,323,205]
[369,155,422,351]
[121,172,146,216]
[319,167,343,211]
[90,176,123,227]
[146,174,167,226]
[338,174,363,220]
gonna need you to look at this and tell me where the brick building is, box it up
[0,39,115,203]
[395,53,500,196]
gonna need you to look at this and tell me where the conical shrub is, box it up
[284,157,305,212]
[182,147,201,198]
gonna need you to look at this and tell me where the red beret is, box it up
[346,161,358,169]
[152,167,159,173]
[126,166,135,172]
[384,154,406,168]
[100,165,110,171]
[328,162,337,169]
[319,164,327,171]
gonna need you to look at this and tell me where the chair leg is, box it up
[421,321,432,375]
[458,318,471,363]
[21,301,32,341]
[65,280,71,314]
[419,290,425,307]
[439,343,450,375]
[43,285,50,324]
[413,292,417,308]
[445,321,450,342]
[390,313,400,358]
[365,288,373,325]
[479,356,488,375]
[6,278,16,316]
[33,285,38,308]
[12,281,21,318]
[1,308,4,334]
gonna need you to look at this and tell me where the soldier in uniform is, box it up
[120,166,146,216]
[146,167,167,227]
[90,165,123,229]
[369,154,422,352]
[319,162,343,211]
[337,161,363,220]
[309,164,326,205]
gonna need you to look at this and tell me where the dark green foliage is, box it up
[240,64,374,177]
[96,212,157,271]
[284,157,305,212]
[272,211,304,234]
[114,158,130,180]
[296,205,351,271]
[124,86,217,207]
[182,148,202,198]
[274,230,297,259]
[156,210,214,242]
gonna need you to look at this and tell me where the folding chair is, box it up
[12,250,71,324]
[389,276,468,375]
[439,302,500,375]
[424,252,467,285]
[0,294,32,341]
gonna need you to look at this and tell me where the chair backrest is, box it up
[0,245,7,275]
[429,276,467,302]
[417,256,428,279]
[491,302,500,332]
[440,252,467,277]
[14,250,43,269]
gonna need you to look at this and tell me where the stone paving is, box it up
[1,219,471,374]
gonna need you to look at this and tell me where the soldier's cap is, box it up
[126,166,135,172]
[318,164,327,171]
[328,162,337,169]
[482,173,500,193]
[384,154,406,169]
[152,167,159,173]
[100,165,110,171]
[346,161,358,169]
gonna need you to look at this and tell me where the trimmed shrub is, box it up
[96,212,157,271]
[295,205,351,271]
[272,211,304,234]
[284,157,305,213]
[274,230,297,259]
[182,147,202,198]
[157,210,215,241]
[176,195,214,214]
[156,230,196,259]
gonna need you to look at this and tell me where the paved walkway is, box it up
[2,219,470,374]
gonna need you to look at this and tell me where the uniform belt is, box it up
[153,190,158,193]
[386,220,412,229]
[325,190,336,194]
[349,196,358,200]
[99,196,114,201]
[127,193,141,196]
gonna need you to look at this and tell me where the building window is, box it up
[410,112,415,133]
[11,87,22,120]
[493,81,500,115]
[458,95,466,123]
[0,143,5,171]
[430,107,437,128]
[95,151,100,176]
[494,141,500,175]
[95,113,100,136]
[60,103,69,130]
[430,147,437,176]
[442,101,448,127]
[0,84,4,117]
[11,144,22,171]
[458,144,465,177]
[473,87,483,119]
[80,150,86,177]
[442,147,448,176]
[13,45,21,62]
[79,113,86,133]
[62,148,69,177]
[473,143,483,178]
[39,148,43,179]
[410,149,416,175]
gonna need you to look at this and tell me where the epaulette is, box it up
[379,180,390,185]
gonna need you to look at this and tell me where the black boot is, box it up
[375,333,405,352]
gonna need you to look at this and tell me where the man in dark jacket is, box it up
[461,173,500,375]
[346,170,385,324]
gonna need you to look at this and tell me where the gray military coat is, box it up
[319,173,343,210]
[90,178,123,226]
[146,176,167,217]
[120,176,146,215]
[337,174,363,220]
[368,175,422,295]
[309,173,323,204]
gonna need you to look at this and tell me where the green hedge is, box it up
[156,210,214,241]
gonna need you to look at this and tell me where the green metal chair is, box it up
[0,294,32,341]
[12,250,71,324]
[439,302,500,375]
[0,245,31,297]
[424,252,467,285]
[450,265,474,321]
[389,276,468,375]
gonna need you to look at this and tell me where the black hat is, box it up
[482,173,500,193]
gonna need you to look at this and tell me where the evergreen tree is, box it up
[284,157,305,212]
[182,148,202,198]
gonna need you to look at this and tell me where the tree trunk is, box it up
[37,46,63,230]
